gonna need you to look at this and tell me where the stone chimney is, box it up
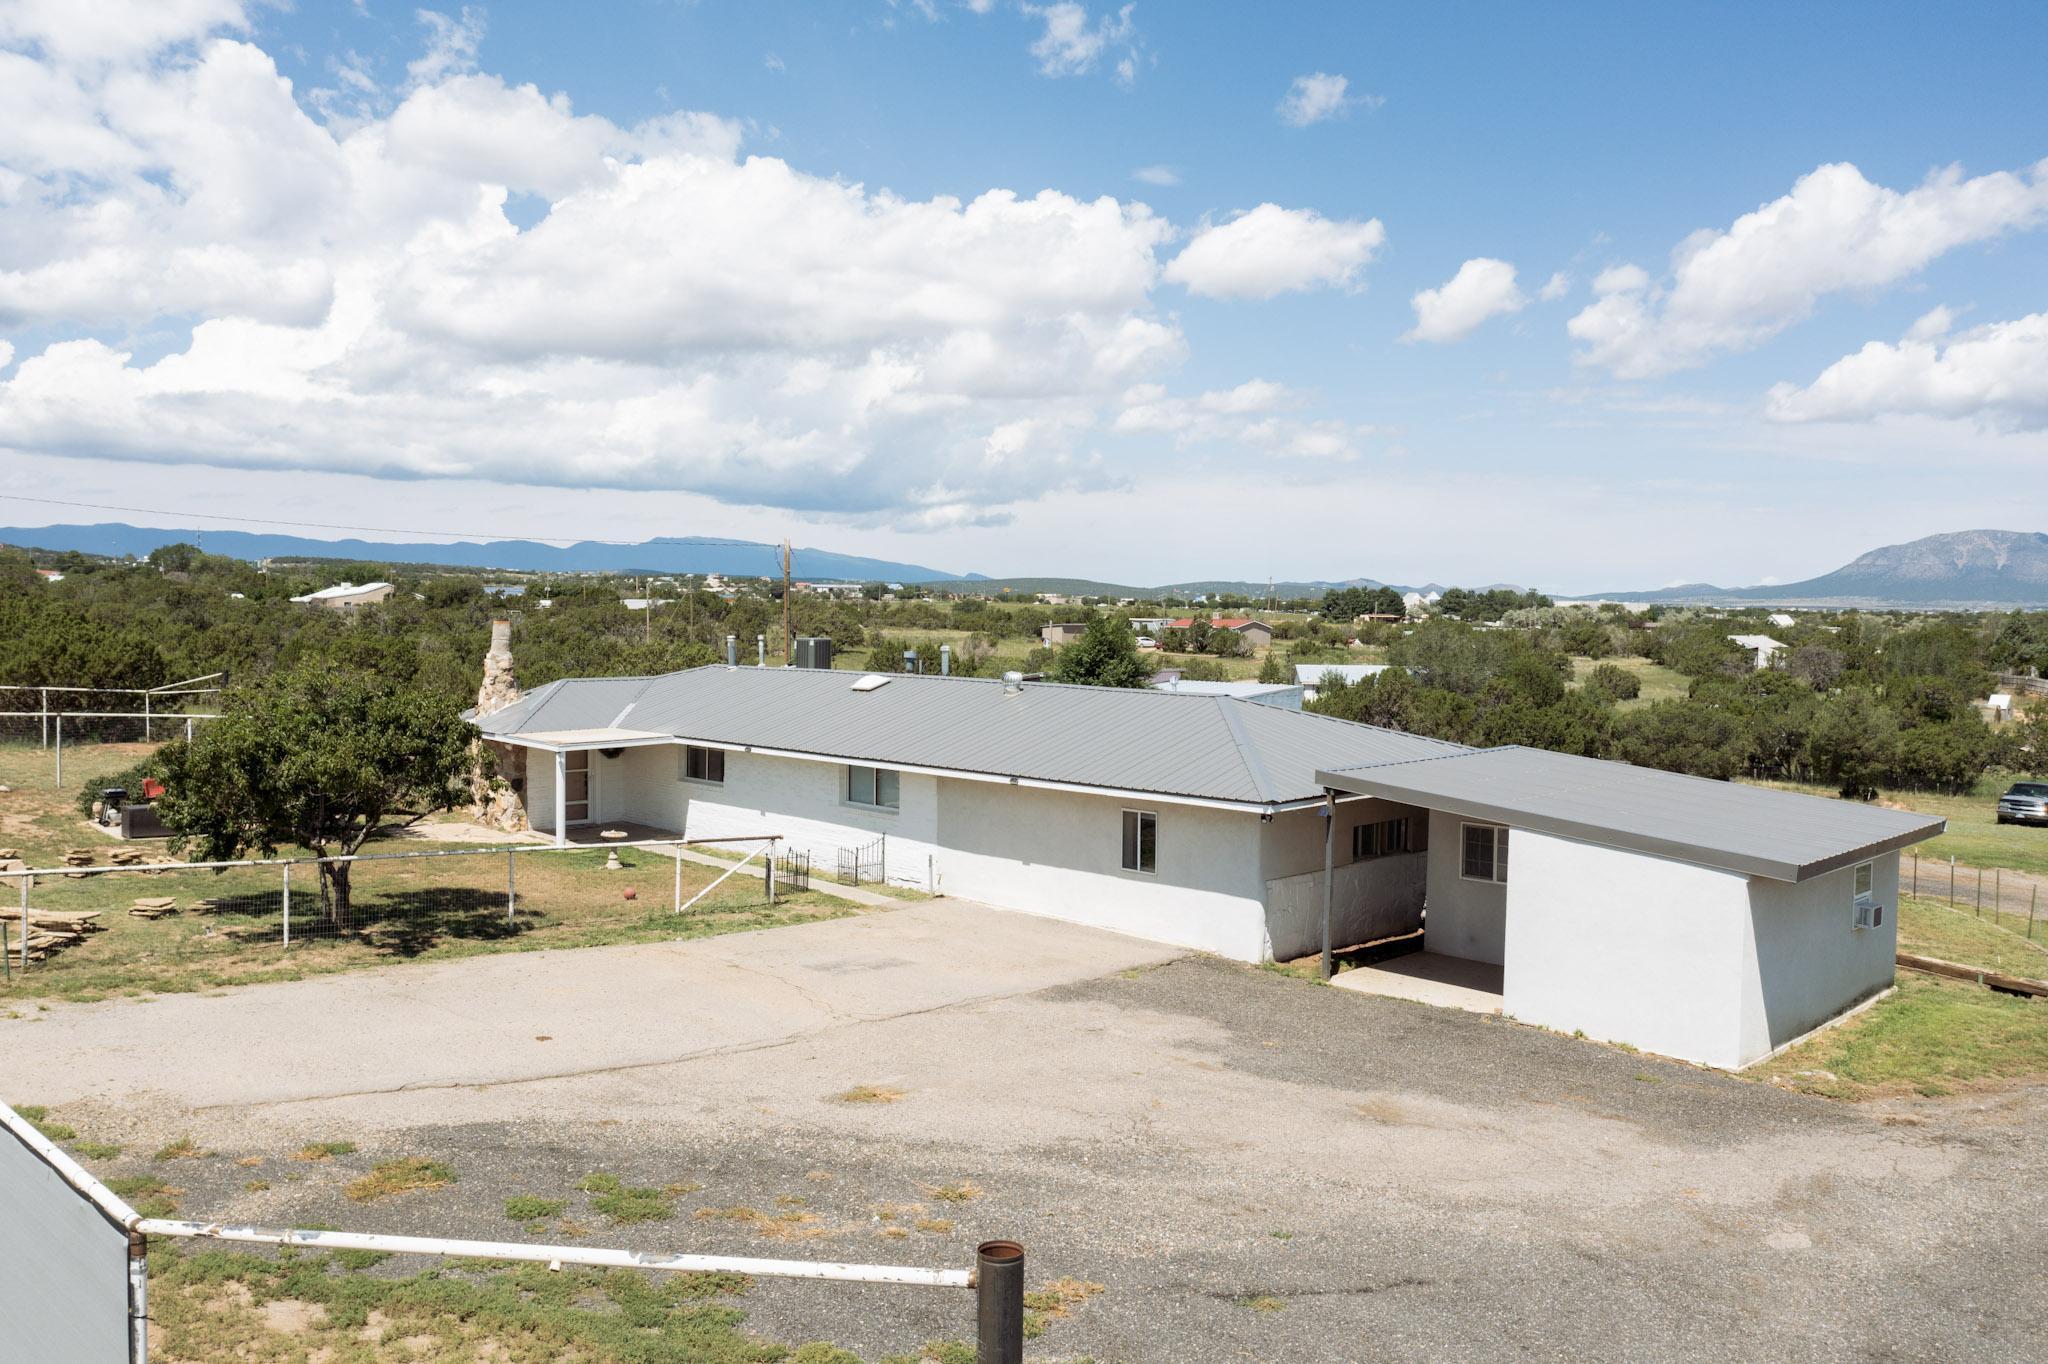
[476,619,521,716]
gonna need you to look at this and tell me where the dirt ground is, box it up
[8,901,2047,1362]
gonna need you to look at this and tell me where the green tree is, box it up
[1806,692,1898,801]
[1049,614,1152,688]
[1611,701,1750,779]
[1586,662,1641,701]
[1257,652,1289,684]
[152,668,478,924]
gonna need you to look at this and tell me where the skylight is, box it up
[850,674,892,692]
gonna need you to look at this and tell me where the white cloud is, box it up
[1405,258,1527,344]
[1131,164,1178,186]
[1024,2,1138,80]
[763,52,785,73]
[1277,72,1375,127]
[1163,204,1385,300]
[1568,159,2048,378]
[0,0,248,66]
[408,7,486,88]
[1766,309,2048,431]
[1113,380,1370,459]
[1538,271,1569,301]
[0,340,13,370]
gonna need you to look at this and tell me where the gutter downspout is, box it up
[1320,789,1336,982]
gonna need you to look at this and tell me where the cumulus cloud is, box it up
[1131,164,1179,186]
[1278,72,1375,127]
[1568,159,2048,378]
[1024,2,1139,81]
[1405,258,1527,344]
[408,7,486,87]
[1163,204,1385,300]
[1766,308,2048,431]
[0,4,1377,527]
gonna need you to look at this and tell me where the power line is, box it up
[0,492,785,557]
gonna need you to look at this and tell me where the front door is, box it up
[563,750,592,825]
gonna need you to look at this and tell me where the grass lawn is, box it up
[1752,973,2048,1099]
[1565,656,1691,709]
[0,743,853,1003]
[1746,775,2048,880]
[147,1245,975,1364]
[1897,896,2048,979]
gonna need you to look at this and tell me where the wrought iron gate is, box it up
[836,837,884,886]
[777,850,811,893]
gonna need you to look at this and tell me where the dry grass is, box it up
[153,1135,208,1161]
[833,1084,907,1104]
[343,1156,455,1202]
[924,1180,982,1202]
[289,1139,357,1162]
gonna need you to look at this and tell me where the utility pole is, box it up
[781,539,793,666]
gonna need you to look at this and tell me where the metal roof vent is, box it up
[850,674,892,693]
[1002,670,1024,695]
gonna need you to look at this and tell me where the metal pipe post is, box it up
[673,843,683,913]
[1911,853,1917,897]
[20,872,29,971]
[2031,884,2040,941]
[1319,790,1336,981]
[281,864,291,949]
[507,850,517,925]
[129,1229,150,1363]
[1949,857,1956,904]
[1995,868,2002,918]
[1976,867,1983,917]
[1,917,9,981]
[975,1240,1025,1364]
[40,687,48,748]
[54,715,62,789]
[144,691,151,741]
[766,851,777,905]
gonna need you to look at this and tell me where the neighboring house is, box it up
[1041,622,1089,646]
[1728,634,1788,670]
[620,598,675,611]
[35,568,64,583]
[1150,678,1304,710]
[1981,693,2015,725]
[1166,617,1276,649]
[1294,663,1390,701]
[289,581,394,610]
[1128,617,1173,635]
[1767,612,1797,629]
[468,634,1940,1068]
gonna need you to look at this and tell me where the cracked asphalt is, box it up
[7,900,2046,1361]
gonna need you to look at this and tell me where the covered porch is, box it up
[493,728,680,846]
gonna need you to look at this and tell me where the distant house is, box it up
[1767,612,1797,629]
[290,581,394,610]
[1041,622,1089,646]
[1128,617,1173,635]
[34,568,64,583]
[1294,663,1390,701]
[1166,617,1275,649]
[1728,634,1788,670]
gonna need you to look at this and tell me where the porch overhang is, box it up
[485,728,677,753]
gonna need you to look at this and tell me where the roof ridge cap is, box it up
[1212,696,1280,803]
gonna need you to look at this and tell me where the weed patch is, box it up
[290,1139,357,1162]
[504,1195,571,1221]
[343,1157,455,1202]
[834,1084,907,1104]
[107,1176,181,1217]
[153,1135,208,1161]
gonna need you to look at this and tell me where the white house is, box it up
[1728,633,1788,670]
[1767,612,1797,629]
[289,581,394,610]
[468,650,1942,1070]
[1294,663,1390,701]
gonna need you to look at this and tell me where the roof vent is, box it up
[850,674,892,693]
[1002,670,1024,695]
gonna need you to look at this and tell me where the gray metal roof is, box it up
[1315,747,1945,882]
[474,666,1464,807]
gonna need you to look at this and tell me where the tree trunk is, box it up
[320,860,354,929]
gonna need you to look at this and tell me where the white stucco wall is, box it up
[1259,801,1428,961]
[1423,809,1508,965]
[1503,831,1755,1067]
[1739,855,1898,1060]
[932,779,1271,960]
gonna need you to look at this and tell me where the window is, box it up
[1121,809,1157,874]
[846,765,900,810]
[682,745,725,784]
[1461,823,1508,883]
[1352,817,1415,861]
[1852,861,1882,929]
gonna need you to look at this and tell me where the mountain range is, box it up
[0,523,967,586]
[1578,530,2048,608]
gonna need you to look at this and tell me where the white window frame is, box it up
[1460,822,1508,884]
[845,764,901,811]
[1352,816,1415,862]
[1851,860,1882,929]
[1121,809,1158,875]
[680,745,725,786]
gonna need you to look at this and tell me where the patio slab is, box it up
[1331,949,1504,1013]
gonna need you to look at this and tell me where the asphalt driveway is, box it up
[6,900,2045,1362]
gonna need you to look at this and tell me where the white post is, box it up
[507,850,517,925]
[766,846,777,904]
[20,873,29,971]
[281,864,291,949]
[144,691,151,741]
[673,843,683,913]
[185,717,193,742]
[54,715,62,789]
[39,687,48,749]
[554,749,567,848]
[1319,790,1336,981]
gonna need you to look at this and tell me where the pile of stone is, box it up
[128,896,180,920]
[61,849,97,878]
[108,848,148,868]
[0,905,106,960]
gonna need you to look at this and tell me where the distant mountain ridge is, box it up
[0,523,969,585]
[1580,530,2048,607]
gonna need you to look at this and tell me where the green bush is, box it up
[1586,662,1641,700]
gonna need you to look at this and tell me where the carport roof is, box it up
[472,665,1465,808]
[1315,747,1946,882]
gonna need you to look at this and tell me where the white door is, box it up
[563,750,592,825]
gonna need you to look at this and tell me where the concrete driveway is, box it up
[6,900,2046,1362]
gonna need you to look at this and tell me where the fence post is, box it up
[1994,868,2002,920]
[1976,867,1983,917]
[1949,857,1956,905]
[39,687,48,749]
[1,916,8,981]
[673,844,683,914]
[766,844,777,905]
[21,871,30,971]
[507,850,517,926]
[281,864,291,949]
[2029,884,2039,941]
[1911,853,1917,897]
[53,715,62,790]
[144,691,151,742]
[976,1240,1024,1364]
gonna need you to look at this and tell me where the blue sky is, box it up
[1,1,2044,590]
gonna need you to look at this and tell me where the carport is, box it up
[1312,746,1946,1067]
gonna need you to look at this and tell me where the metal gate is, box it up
[836,837,884,886]
[777,850,811,893]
